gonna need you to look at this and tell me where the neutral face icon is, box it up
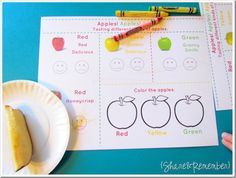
[109,58,124,71]
[53,61,67,74]
[163,58,177,71]
[130,57,144,71]
[183,57,197,71]
[75,61,89,74]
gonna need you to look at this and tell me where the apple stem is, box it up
[152,96,157,105]
[185,95,190,104]
[119,97,124,106]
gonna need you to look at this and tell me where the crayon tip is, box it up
[115,10,121,17]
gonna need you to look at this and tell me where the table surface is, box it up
[2,2,232,175]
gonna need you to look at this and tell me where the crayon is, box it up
[113,17,163,41]
[149,6,197,14]
[115,10,169,17]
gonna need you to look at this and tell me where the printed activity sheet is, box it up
[201,3,233,111]
[38,16,218,150]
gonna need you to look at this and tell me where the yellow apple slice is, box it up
[5,105,33,172]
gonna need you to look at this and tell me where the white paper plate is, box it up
[2,80,70,175]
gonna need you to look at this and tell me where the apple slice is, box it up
[5,105,33,172]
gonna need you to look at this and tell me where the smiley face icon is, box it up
[72,115,87,131]
[183,57,197,71]
[109,58,124,72]
[163,58,177,71]
[75,61,89,74]
[53,61,68,74]
[130,57,145,71]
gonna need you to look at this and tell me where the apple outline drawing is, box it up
[158,37,172,51]
[52,37,65,51]
[141,95,171,129]
[107,96,138,129]
[174,94,204,127]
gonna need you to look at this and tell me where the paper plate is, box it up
[2,80,70,175]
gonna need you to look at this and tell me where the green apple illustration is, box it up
[158,37,172,51]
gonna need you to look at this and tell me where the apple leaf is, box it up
[156,95,168,102]
[189,94,201,101]
[123,96,135,102]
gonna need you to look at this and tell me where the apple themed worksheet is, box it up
[38,16,219,150]
[201,3,233,111]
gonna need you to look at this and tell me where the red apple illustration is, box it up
[174,94,204,127]
[52,37,65,51]
[141,95,171,128]
[107,96,137,129]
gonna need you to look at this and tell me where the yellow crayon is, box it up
[149,6,197,14]
[115,10,169,17]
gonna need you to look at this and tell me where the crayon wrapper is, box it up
[116,11,168,17]
[160,7,196,13]
[149,6,197,14]
[126,26,143,37]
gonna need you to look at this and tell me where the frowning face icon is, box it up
[130,58,144,71]
[75,61,89,74]
[183,58,197,71]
